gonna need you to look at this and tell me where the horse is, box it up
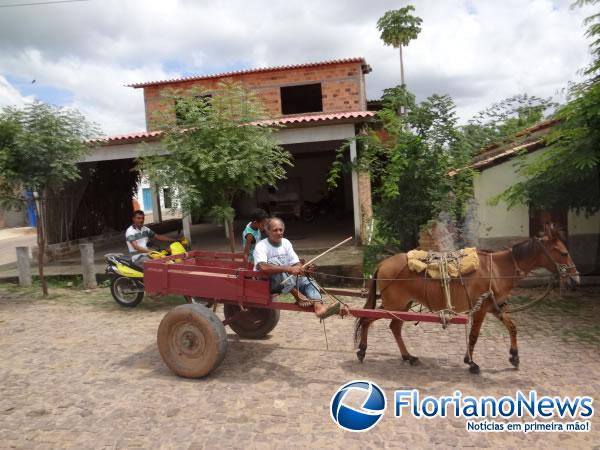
[355,223,580,374]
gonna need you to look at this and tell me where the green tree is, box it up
[465,94,556,150]
[498,1,600,214]
[0,102,97,295]
[377,5,423,90]
[142,81,291,252]
[329,86,471,251]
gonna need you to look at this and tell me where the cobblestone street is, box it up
[1,284,599,449]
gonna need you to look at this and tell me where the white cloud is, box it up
[0,75,33,108]
[0,0,594,134]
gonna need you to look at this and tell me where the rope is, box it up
[439,255,454,311]
[504,277,555,313]
[310,270,571,282]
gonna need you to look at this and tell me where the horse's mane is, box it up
[512,238,535,261]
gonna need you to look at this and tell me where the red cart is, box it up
[144,250,468,378]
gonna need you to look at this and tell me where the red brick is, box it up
[144,61,366,130]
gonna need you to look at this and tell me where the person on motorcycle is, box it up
[126,210,176,263]
[242,208,268,264]
[253,217,341,319]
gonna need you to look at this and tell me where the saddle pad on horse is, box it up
[407,248,479,279]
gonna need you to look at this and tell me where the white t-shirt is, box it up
[253,238,300,270]
[125,225,156,252]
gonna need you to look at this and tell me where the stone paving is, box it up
[0,284,599,449]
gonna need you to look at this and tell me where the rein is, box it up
[531,237,579,280]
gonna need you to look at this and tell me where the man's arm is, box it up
[130,241,151,253]
[256,261,304,275]
[243,234,255,263]
[153,234,175,242]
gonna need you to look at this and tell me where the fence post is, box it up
[80,243,97,289]
[16,246,32,287]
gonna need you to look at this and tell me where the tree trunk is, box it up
[399,45,405,87]
[227,220,235,254]
[34,196,48,296]
[399,46,406,117]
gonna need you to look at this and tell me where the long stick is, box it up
[280,236,353,285]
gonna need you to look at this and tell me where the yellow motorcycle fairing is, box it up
[114,262,144,278]
[170,241,186,255]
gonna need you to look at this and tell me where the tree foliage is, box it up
[377,6,422,48]
[498,1,600,214]
[329,86,472,250]
[464,94,556,151]
[141,81,291,250]
[0,101,98,295]
[0,102,96,204]
[328,87,555,252]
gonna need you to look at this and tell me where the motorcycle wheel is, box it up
[110,277,144,307]
[301,205,316,222]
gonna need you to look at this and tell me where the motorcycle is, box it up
[105,239,201,307]
[301,191,345,223]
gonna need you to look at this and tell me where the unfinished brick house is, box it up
[81,57,375,249]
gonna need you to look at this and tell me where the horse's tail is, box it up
[354,267,378,347]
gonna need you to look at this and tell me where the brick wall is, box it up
[143,61,366,130]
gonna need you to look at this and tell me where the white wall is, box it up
[474,149,599,271]
[473,154,535,240]
[475,148,599,240]
[569,210,600,235]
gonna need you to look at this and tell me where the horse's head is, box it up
[536,223,580,289]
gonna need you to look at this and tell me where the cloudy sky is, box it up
[0,0,594,136]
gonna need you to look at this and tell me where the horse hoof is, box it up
[509,349,519,368]
[402,355,419,365]
[463,355,471,365]
[469,363,480,374]
[356,350,365,363]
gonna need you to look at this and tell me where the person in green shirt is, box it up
[242,208,268,264]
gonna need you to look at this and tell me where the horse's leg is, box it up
[463,302,490,374]
[389,319,419,365]
[356,318,375,363]
[492,306,519,369]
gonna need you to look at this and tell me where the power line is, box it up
[0,0,91,8]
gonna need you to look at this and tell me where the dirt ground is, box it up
[1,282,599,449]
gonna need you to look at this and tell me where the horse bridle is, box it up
[510,238,579,280]
[532,237,579,280]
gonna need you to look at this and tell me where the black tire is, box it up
[110,277,144,307]
[223,304,280,339]
[301,205,316,223]
[157,304,228,378]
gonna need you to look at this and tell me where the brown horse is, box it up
[355,224,580,374]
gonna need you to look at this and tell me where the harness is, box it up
[532,237,579,281]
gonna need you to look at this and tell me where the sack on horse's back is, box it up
[406,248,479,279]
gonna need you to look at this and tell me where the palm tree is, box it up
[377,6,422,88]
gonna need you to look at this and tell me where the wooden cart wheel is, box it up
[223,305,280,339]
[157,304,227,378]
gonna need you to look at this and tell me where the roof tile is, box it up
[127,57,371,88]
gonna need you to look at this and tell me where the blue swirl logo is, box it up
[330,380,386,432]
